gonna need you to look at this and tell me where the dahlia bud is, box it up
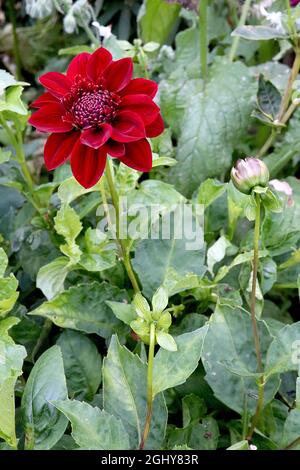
[231,157,269,195]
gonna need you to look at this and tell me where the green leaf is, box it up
[0,377,18,448]
[0,248,19,317]
[29,282,129,338]
[56,330,102,401]
[57,177,100,205]
[202,305,280,414]
[103,335,167,449]
[182,394,207,427]
[0,149,11,165]
[36,257,72,300]
[54,204,82,246]
[138,0,180,45]
[21,346,68,450]
[52,399,130,450]
[0,86,28,115]
[78,228,116,273]
[132,212,206,297]
[0,248,8,277]
[232,25,287,41]
[0,69,29,94]
[257,74,282,120]
[156,331,177,351]
[281,409,300,450]
[106,300,136,326]
[58,45,94,56]
[266,322,300,378]
[197,179,227,207]
[168,59,256,196]
[153,326,208,396]
[227,440,250,450]
[133,293,151,321]
[207,236,233,275]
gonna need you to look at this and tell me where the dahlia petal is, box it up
[103,140,125,157]
[30,92,59,109]
[80,123,112,149]
[86,47,113,83]
[44,131,80,170]
[104,58,133,93]
[67,52,90,80]
[71,141,107,188]
[120,78,158,98]
[39,72,72,98]
[120,94,160,125]
[119,139,152,172]
[111,110,145,143]
[145,113,164,138]
[28,104,73,133]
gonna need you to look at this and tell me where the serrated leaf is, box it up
[21,346,68,450]
[52,399,130,450]
[153,326,208,396]
[54,204,82,245]
[29,282,129,338]
[103,335,167,449]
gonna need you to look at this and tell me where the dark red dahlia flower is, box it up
[291,0,300,6]
[29,47,164,188]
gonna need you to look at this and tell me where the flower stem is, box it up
[247,192,264,441]
[199,0,208,82]
[139,322,155,450]
[7,0,22,79]
[104,159,140,293]
[229,0,252,62]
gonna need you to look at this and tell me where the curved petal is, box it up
[71,141,107,188]
[120,78,158,98]
[39,72,72,98]
[80,123,112,149]
[28,104,73,133]
[86,47,112,83]
[104,58,133,93]
[44,131,80,170]
[111,110,145,143]
[120,94,160,125]
[30,92,59,109]
[145,113,164,138]
[67,52,90,80]
[103,140,125,157]
[119,139,152,172]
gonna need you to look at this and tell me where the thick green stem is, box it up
[139,323,155,450]
[229,0,252,62]
[199,0,208,81]
[105,159,140,293]
[247,193,264,441]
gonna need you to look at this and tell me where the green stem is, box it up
[284,435,300,450]
[7,0,22,79]
[139,322,155,450]
[105,159,140,293]
[199,0,208,81]
[229,0,252,62]
[247,193,264,441]
[80,21,100,46]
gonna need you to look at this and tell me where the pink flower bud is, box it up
[231,157,269,194]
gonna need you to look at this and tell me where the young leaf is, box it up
[156,331,177,351]
[257,75,282,120]
[52,399,130,450]
[152,287,168,314]
[21,346,68,450]
[36,257,72,300]
[106,300,136,326]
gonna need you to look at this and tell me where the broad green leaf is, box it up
[168,59,256,196]
[182,394,207,427]
[56,330,102,401]
[21,346,68,450]
[232,25,287,41]
[281,409,300,450]
[29,282,129,338]
[52,399,130,450]
[138,0,180,45]
[0,377,18,448]
[197,179,227,207]
[31,183,57,209]
[106,301,136,326]
[0,149,11,164]
[54,204,82,245]
[265,322,300,378]
[153,326,208,396]
[132,212,206,297]
[202,305,280,414]
[257,74,281,120]
[57,177,100,205]
[227,440,250,450]
[36,257,72,300]
[0,276,19,318]
[103,335,167,449]
[78,228,116,273]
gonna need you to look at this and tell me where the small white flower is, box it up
[250,444,258,450]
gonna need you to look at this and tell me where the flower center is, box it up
[63,77,120,129]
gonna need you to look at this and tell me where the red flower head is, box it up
[29,47,164,188]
